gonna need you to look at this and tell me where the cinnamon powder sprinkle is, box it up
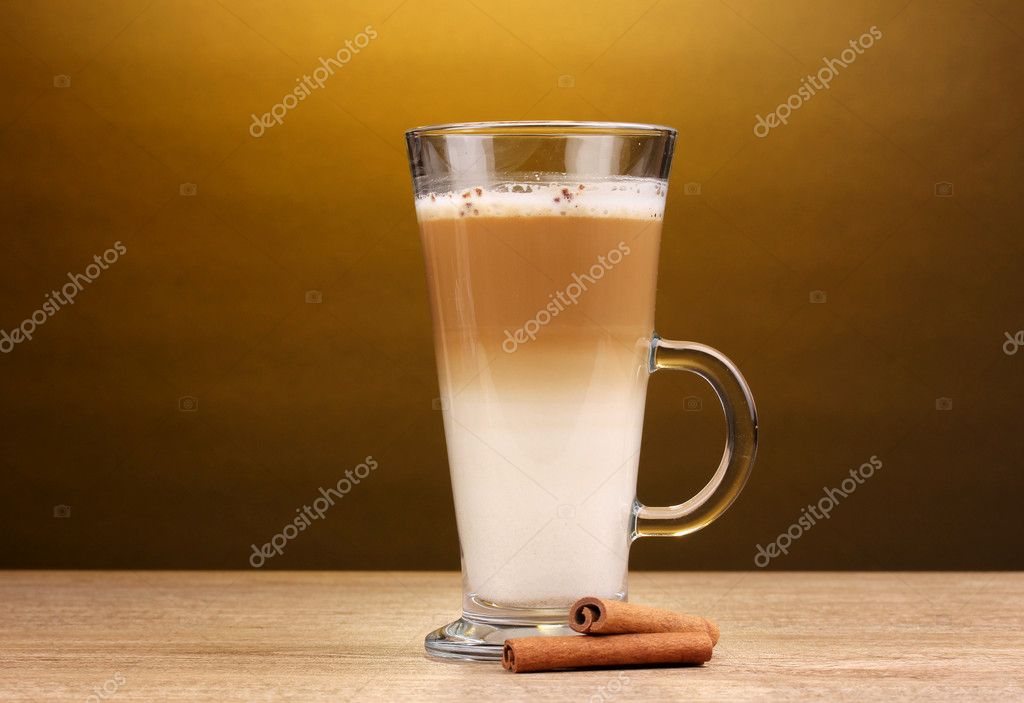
[475,187,483,196]
[462,192,471,198]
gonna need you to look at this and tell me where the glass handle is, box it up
[633,336,758,539]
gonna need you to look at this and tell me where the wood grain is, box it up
[0,572,1021,701]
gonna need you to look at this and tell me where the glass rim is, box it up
[405,120,677,139]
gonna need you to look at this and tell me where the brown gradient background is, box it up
[1,0,1022,570]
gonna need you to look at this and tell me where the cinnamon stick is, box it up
[570,597,720,644]
[502,632,713,673]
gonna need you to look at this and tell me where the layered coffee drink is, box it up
[416,179,666,613]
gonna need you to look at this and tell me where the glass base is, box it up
[425,617,579,661]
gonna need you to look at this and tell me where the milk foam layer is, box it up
[415,179,667,221]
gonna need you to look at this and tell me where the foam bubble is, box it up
[414,179,667,221]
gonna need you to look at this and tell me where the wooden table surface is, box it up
[1,571,1021,701]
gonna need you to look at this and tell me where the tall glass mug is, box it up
[405,122,757,660]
